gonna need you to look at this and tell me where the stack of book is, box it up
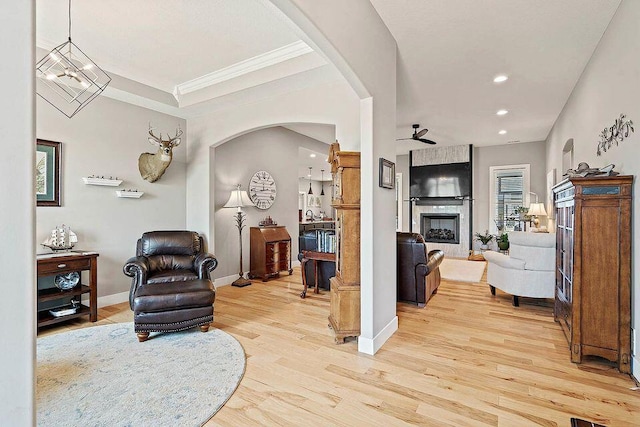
[314,229,336,253]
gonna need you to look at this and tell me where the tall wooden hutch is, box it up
[327,142,360,343]
[552,175,632,373]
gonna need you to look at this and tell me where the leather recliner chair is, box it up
[123,230,218,342]
[298,231,335,290]
[397,232,444,307]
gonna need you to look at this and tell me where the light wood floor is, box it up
[39,267,640,426]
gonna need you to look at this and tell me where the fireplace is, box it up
[420,213,460,244]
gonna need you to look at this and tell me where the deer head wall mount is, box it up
[138,124,183,182]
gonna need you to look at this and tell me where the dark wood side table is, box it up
[300,250,335,298]
[36,251,99,328]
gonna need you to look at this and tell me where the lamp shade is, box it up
[224,186,254,209]
[528,202,547,217]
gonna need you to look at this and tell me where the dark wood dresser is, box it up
[36,251,99,328]
[552,175,632,373]
[249,226,292,281]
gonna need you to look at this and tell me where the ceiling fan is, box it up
[397,124,437,145]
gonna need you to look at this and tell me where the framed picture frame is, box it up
[379,158,395,189]
[36,139,61,207]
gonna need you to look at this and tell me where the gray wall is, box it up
[37,95,187,299]
[544,0,640,379]
[473,141,547,233]
[213,126,330,280]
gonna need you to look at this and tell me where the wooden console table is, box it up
[300,250,335,298]
[36,251,98,328]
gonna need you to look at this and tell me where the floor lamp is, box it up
[224,184,255,287]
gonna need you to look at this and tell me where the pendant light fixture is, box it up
[307,167,313,195]
[320,169,325,196]
[35,0,111,118]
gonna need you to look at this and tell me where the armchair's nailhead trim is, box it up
[135,315,214,333]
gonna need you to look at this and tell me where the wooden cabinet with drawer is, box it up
[249,226,292,281]
[36,251,99,328]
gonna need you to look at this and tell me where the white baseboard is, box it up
[95,291,129,308]
[358,315,398,355]
[213,274,238,287]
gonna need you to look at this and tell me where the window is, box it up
[489,164,530,233]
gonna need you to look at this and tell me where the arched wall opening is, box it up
[185,1,398,355]
[186,79,361,260]
[210,122,337,285]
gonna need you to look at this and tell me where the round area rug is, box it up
[37,323,245,427]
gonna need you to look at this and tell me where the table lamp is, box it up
[527,202,547,228]
[224,184,255,287]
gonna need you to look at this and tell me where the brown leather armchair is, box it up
[397,232,444,307]
[123,231,218,342]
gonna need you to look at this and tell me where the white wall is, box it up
[396,154,410,232]
[213,126,330,280]
[544,0,639,379]
[474,141,547,233]
[187,80,360,247]
[37,95,188,300]
[267,0,398,354]
[0,2,35,424]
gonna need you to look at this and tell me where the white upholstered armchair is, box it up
[483,231,555,306]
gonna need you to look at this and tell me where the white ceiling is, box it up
[36,0,623,160]
[36,0,300,92]
[298,147,331,181]
[284,123,335,145]
[370,0,621,153]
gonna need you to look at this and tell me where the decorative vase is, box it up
[498,241,509,251]
[480,244,489,250]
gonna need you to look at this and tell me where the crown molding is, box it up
[173,40,313,99]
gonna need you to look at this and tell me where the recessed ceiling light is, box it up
[499,130,507,135]
[309,153,316,158]
[493,75,508,83]
[496,109,509,116]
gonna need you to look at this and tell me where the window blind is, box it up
[494,171,524,231]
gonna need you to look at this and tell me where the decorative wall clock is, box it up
[248,170,277,210]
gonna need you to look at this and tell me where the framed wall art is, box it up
[379,158,395,189]
[36,139,61,207]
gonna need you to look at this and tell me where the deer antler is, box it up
[148,123,162,142]
[170,125,183,142]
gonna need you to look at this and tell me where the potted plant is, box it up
[474,230,494,250]
[497,232,509,251]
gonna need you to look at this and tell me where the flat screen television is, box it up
[410,162,471,198]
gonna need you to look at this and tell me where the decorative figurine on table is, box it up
[259,216,277,227]
[563,162,619,178]
[42,224,77,252]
